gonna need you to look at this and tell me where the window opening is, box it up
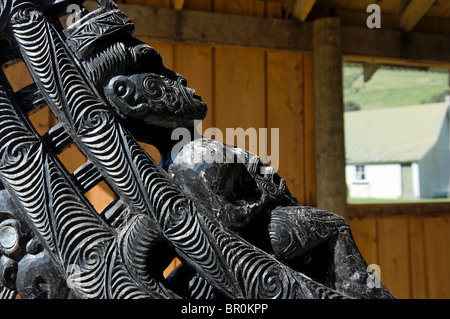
[344,62,450,204]
[355,165,366,181]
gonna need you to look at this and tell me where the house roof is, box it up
[344,103,449,165]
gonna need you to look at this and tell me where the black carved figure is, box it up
[0,0,395,299]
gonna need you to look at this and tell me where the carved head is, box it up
[169,138,297,229]
[102,44,207,130]
[64,3,207,139]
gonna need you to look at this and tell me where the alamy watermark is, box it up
[366,4,381,29]
[66,4,82,27]
[366,264,382,289]
[171,120,280,174]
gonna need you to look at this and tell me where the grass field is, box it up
[343,65,449,110]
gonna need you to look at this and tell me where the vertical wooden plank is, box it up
[303,52,316,207]
[141,39,174,69]
[174,44,213,130]
[266,1,284,19]
[214,47,266,151]
[424,217,450,299]
[266,51,305,203]
[348,218,378,266]
[408,218,429,299]
[377,218,410,299]
[212,0,266,154]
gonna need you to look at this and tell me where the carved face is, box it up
[104,72,207,128]
[97,42,207,129]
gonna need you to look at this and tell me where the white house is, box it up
[345,103,450,199]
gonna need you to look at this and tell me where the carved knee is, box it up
[269,206,348,260]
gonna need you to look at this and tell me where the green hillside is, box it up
[343,65,449,111]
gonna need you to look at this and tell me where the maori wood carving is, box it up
[0,0,395,299]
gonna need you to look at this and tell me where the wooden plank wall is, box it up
[1,0,448,299]
[136,0,317,208]
[349,216,450,299]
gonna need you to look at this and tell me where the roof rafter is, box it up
[398,0,436,31]
[293,0,317,21]
[171,0,185,11]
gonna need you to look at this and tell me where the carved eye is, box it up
[139,46,151,55]
[116,83,127,96]
[0,219,20,256]
[179,77,187,87]
[0,225,17,250]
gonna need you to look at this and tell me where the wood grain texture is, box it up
[213,47,266,152]
[174,44,213,129]
[348,218,378,265]
[398,0,436,31]
[377,218,410,299]
[424,217,450,298]
[303,52,316,207]
[313,18,347,217]
[293,0,317,21]
[408,218,429,299]
[213,0,265,17]
[267,51,305,203]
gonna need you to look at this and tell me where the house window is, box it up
[355,165,366,181]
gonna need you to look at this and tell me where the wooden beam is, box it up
[113,3,314,52]
[293,0,316,21]
[82,2,450,66]
[348,203,450,219]
[341,25,450,67]
[313,18,348,218]
[398,0,436,32]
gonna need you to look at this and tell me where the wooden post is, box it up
[313,17,348,218]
